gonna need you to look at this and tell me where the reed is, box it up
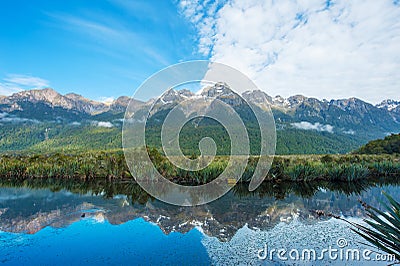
[0,151,399,184]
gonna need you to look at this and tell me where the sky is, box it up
[0,0,399,104]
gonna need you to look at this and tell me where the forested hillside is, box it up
[0,122,362,155]
[356,133,400,154]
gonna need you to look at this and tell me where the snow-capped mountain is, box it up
[376,99,400,111]
[0,86,399,148]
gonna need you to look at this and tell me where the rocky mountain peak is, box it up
[64,93,86,101]
[376,99,400,112]
[242,90,272,104]
[200,82,234,98]
[271,95,287,106]
[110,96,145,113]
[10,87,61,103]
[0,88,109,115]
[178,89,194,98]
[159,89,181,104]
[287,95,308,106]
[113,96,131,105]
[329,97,372,111]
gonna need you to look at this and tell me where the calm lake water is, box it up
[0,179,399,265]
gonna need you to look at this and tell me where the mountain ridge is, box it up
[0,86,399,154]
[1,87,399,114]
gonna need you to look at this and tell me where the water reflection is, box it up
[0,178,399,241]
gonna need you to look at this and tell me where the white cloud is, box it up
[97,121,114,128]
[179,0,400,103]
[4,74,50,88]
[343,129,355,135]
[291,121,334,133]
[0,83,23,96]
[98,96,115,105]
[0,74,50,96]
[0,112,40,123]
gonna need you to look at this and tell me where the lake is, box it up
[0,179,398,265]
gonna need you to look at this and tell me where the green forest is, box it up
[356,133,400,154]
[0,122,363,155]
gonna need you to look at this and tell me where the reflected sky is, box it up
[0,218,210,265]
[0,181,399,265]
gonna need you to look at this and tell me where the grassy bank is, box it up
[260,154,400,182]
[0,150,399,183]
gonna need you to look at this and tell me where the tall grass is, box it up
[0,151,132,180]
[0,151,399,184]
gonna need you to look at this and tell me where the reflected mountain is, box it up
[0,179,399,241]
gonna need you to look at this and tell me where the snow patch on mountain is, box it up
[376,99,400,111]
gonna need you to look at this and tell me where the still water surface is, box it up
[0,180,398,265]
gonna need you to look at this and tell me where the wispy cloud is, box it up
[179,0,400,103]
[0,112,40,123]
[46,12,172,66]
[0,74,50,96]
[4,74,49,88]
[50,14,133,43]
[98,96,115,105]
[291,121,334,133]
[109,0,164,22]
[0,83,23,96]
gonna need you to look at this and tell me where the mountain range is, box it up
[1,182,399,241]
[0,85,399,154]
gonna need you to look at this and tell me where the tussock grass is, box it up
[0,150,399,184]
[0,151,131,180]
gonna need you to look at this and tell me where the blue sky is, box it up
[0,0,399,103]
[0,0,205,101]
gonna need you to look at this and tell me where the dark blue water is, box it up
[0,218,209,265]
[0,182,399,265]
